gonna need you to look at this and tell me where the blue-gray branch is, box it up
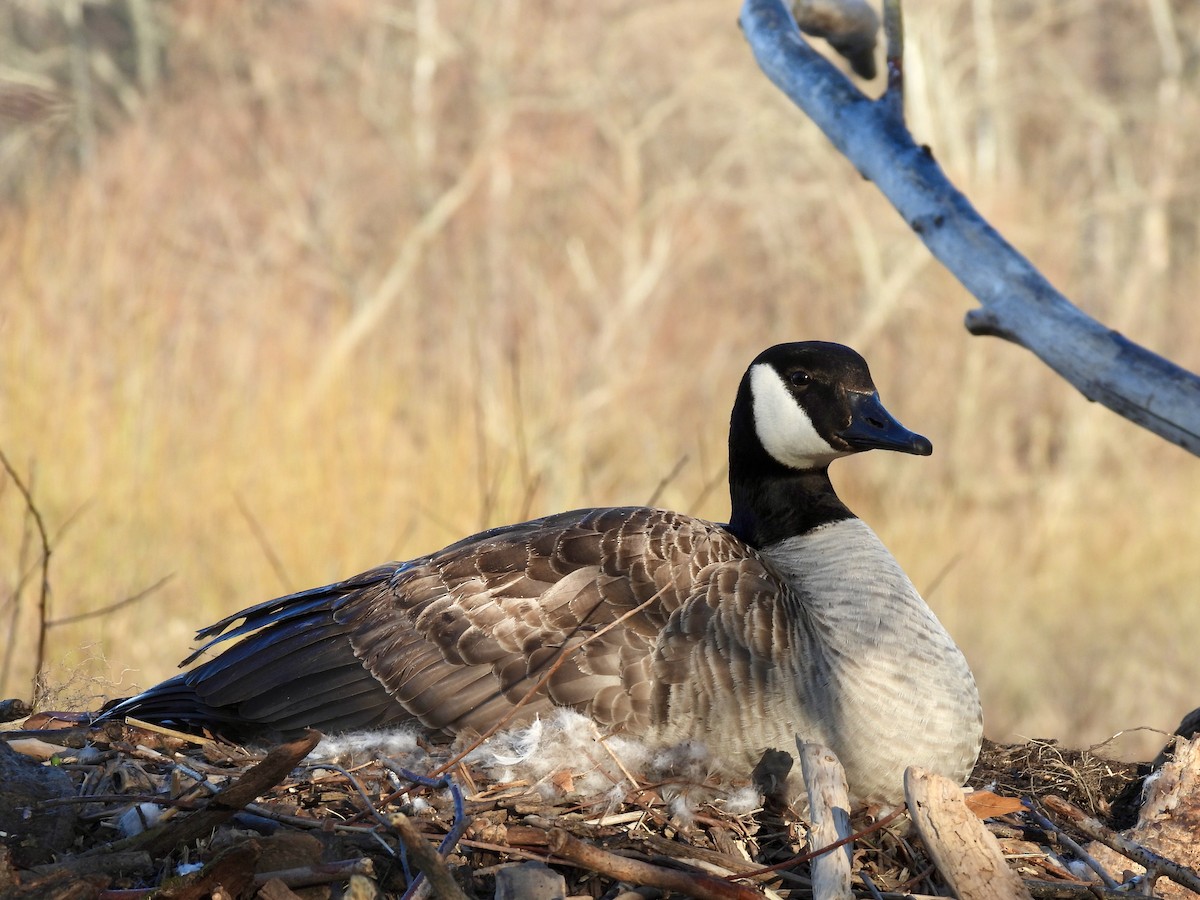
[740,0,1200,455]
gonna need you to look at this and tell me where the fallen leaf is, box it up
[964,789,1025,818]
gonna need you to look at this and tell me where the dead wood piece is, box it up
[0,738,79,866]
[1021,801,1119,888]
[904,766,1033,900]
[637,832,789,881]
[114,730,321,857]
[798,741,852,900]
[256,879,306,900]
[5,737,73,760]
[0,726,100,748]
[25,851,153,880]
[0,699,33,722]
[388,811,470,900]
[505,824,551,847]
[548,829,761,900]
[253,858,375,888]
[121,716,217,748]
[157,841,260,899]
[3,872,109,899]
[1024,880,1158,900]
[493,861,567,900]
[1044,791,1200,896]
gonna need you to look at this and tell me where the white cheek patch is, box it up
[750,364,846,469]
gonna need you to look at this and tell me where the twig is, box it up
[46,575,173,627]
[458,837,556,864]
[859,871,885,900]
[1023,880,1156,900]
[548,829,762,900]
[234,492,293,593]
[40,793,205,811]
[388,811,470,900]
[1042,795,1200,894]
[120,716,217,749]
[374,760,469,899]
[1021,800,1118,889]
[0,448,52,698]
[597,733,642,791]
[637,833,811,887]
[253,857,375,888]
[880,0,904,114]
[102,730,321,857]
[302,761,398,836]
[379,763,468,900]
[380,763,469,858]
[644,454,689,508]
[730,805,906,880]
[26,851,154,879]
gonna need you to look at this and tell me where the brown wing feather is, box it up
[333,506,777,735]
[649,559,802,739]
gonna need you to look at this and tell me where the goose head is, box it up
[728,341,931,545]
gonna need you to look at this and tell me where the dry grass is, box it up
[1,0,1199,759]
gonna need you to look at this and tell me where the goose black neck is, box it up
[726,382,854,548]
[728,467,853,547]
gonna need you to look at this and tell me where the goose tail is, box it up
[95,567,409,742]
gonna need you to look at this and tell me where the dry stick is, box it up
[636,833,810,888]
[253,857,375,888]
[0,448,52,697]
[548,829,762,900]
[1021,881,1154,900]
[234,492,293,593]
[0,699,34,722]
[302,760,397,835]
[27,852,155,879]
[1021,800,1119,889]
[880,0,904,115]
[644,454,689,508]
[389,812,470,900]
[798,742,853,900]
[122,715,217,749]
[107,730,321,857]
[596,733,642,791]
[728,805,907,881]
[1042,795,1200,893]
[45,574,173,627]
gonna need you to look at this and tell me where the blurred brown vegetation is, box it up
[1,0,1198,758]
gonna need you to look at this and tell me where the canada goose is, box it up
[99,341,982,805]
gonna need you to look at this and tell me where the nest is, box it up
[0,713,1196,900]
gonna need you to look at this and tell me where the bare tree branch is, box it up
[740,0,1200,455]
[45,574,173,627]
[0,448,52,698]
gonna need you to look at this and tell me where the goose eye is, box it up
[788,370,812,387]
